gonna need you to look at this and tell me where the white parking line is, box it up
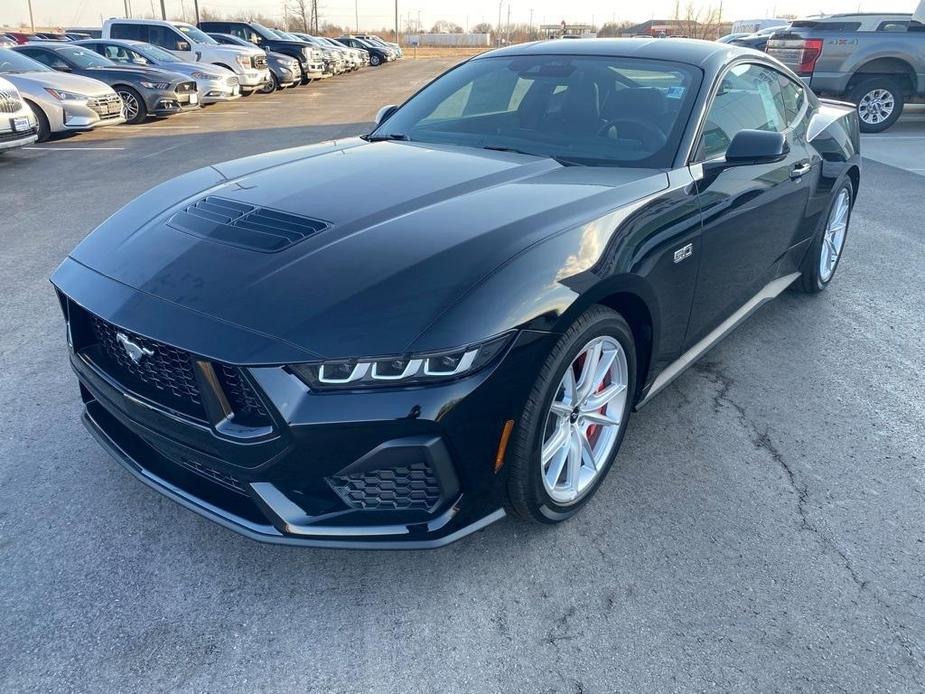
[24,146,126,151]
[120,125,202,129]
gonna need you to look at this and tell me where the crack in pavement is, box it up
[692,360,924,680]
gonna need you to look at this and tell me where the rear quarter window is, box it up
[109,23,146,41]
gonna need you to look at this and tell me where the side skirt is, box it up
[635,272,801,409]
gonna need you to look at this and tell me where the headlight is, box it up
[235,54,250,67]
[44,87,87,101]
[139,80,169,90]
[287,333,513,391]
[190,71,220,80]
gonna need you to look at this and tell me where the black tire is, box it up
[240,89,253,98]
[796,179,854,294]
[115,86,146,124]
[26,101,50,142]
[369,54,382,67]
[506,305,636,523]
[849,77,904,133]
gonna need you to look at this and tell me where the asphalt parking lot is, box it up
[1,57,924,692]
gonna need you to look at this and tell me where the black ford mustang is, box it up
[51,39,860,548]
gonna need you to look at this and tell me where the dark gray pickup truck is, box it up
[767,8,925,132]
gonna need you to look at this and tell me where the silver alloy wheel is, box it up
[117,90,139,121]
[541,335,629,505]
[819,187,850,282]
[857,88,895,126]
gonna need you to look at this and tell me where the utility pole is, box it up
[529,8,533,40]
[497,0,503,46]
[394,0,398,43]
[159,0,167,20]
[355,0,359,33]
[506,2,510,44]
[26,0,35,32]
[193,0,200,24]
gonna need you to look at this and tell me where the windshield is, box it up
[139,44,181,62]
[274,30,300,41]
[176,25,217,44]
[58,46,115,68]
[371,55,700,168]
[0,47,52,73]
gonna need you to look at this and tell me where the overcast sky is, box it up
[2,0,889,31]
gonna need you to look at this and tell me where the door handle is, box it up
[790,161,811,179]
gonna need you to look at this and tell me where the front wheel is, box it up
[116,87,146,124]
[797,179,853,293]
[27,101,50,142]
[369,54,382,67]
[506,306,636,523]
[259,73,278,94]
[849,77,904,133]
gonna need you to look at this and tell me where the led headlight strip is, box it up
[288,333,512,391]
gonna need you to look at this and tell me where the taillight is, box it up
[797,39,823,75]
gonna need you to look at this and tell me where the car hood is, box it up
[2,69,115,96]
[156,61,233,77]
[78,64,189,83]
[211,45,263,59]
[62,139,667,361]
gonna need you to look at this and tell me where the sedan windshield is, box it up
[0,47,52,73]
[56,46,114,68]
[138,44,181,62]
[371,55,700,168]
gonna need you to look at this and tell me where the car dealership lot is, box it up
[1,56,923,692]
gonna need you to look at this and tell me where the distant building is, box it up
[539,23,595,39]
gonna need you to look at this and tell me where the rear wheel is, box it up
[506,306,636,523]
[116,87,146,124]
[797,179,853,293]
[849,77,904,133]
[26,101,50,142]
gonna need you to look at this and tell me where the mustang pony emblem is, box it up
[116,332,154,364]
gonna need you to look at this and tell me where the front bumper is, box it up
[148,89,201,116]
[58,98,125,132]
[237,68,270,90]
[52,262,556,547]
[198,77,241,103]
[0,125,37,150]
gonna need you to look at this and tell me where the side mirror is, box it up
[703,129,789,176]
[176,40,191,51]
[52,61,71,71]
[375,104,398,125]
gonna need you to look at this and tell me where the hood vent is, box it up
[168,196,330,252]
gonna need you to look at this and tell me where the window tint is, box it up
[373,55,700,168]
[698,64,788,160]
[147,25,182,49]
[815,22,861,31]
[18,49,58,67]
[778,76,806,125]
[109,24,146,41]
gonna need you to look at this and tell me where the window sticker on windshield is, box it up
[666,86,685,99]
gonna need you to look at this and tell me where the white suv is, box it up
[102,19,269,94]
[0,76,38,153]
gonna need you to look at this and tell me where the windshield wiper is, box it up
[482,145,585,167]
[365,133,412,142]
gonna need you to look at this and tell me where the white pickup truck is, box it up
[102,19,269,94]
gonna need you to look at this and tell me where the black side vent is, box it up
[168,196,330,252]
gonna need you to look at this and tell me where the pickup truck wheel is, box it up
[849,77,904,133]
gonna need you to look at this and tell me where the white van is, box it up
[102,19,269,94]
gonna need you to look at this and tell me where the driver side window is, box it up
[697,64,789,161]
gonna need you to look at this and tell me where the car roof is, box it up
[478,38,748,69]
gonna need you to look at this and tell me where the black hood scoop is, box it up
[167,196,330,253]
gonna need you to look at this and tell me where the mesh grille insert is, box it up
[328,463,442,512]
[168,196,329,252]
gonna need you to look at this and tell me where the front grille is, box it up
[89,93,123,118]
[328,463,442,512]
[175,81,196,94]
[252,54,268,69]
[0,88,22,114]
[215,364,271,427]
[168,195,330,253]
[76,308,273,429]
[89,315,205,419]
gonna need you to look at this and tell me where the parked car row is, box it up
[0,19,400,153]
